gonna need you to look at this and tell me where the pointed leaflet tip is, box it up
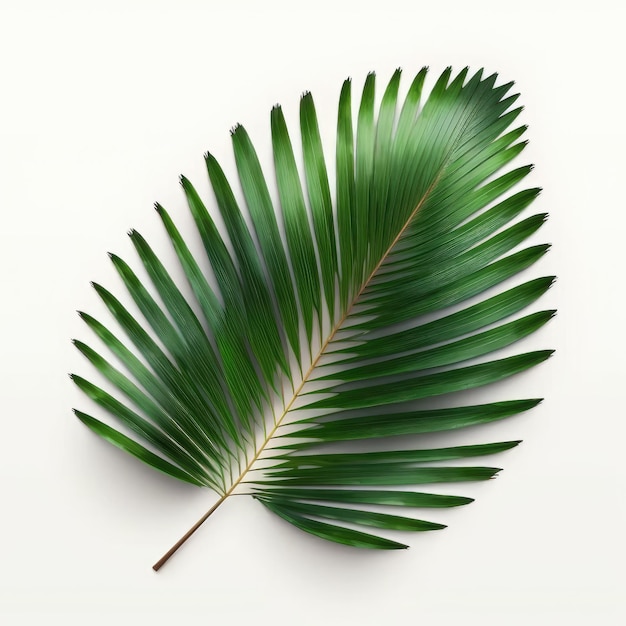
[129,230,146,245]
[91,282,107,298]
[498,80,515,95]
[503,398,543,413]
[204,152,218,168]
[484,70,498,84]
[77,309,94,324]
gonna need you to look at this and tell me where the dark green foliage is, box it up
[72,67,553,555]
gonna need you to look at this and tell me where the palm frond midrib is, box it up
[223,170,444,493]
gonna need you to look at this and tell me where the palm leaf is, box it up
[71,66,554,570]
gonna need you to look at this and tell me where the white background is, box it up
[1,1,625,624]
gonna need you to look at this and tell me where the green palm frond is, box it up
[71,66,554,569]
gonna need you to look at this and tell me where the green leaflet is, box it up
[283,399,542,445]
[259,497,410,549]
[271,106,322,346]
[256,466,502,487]
[251,487,473,508]
[74,410,205,487]
[270,441,521,467]
[300,92,338,325]
[304,351,553,411]
[256,496,446,531]
[317,311,555,383]
[71,67,554,568]
[231,126,303,363]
